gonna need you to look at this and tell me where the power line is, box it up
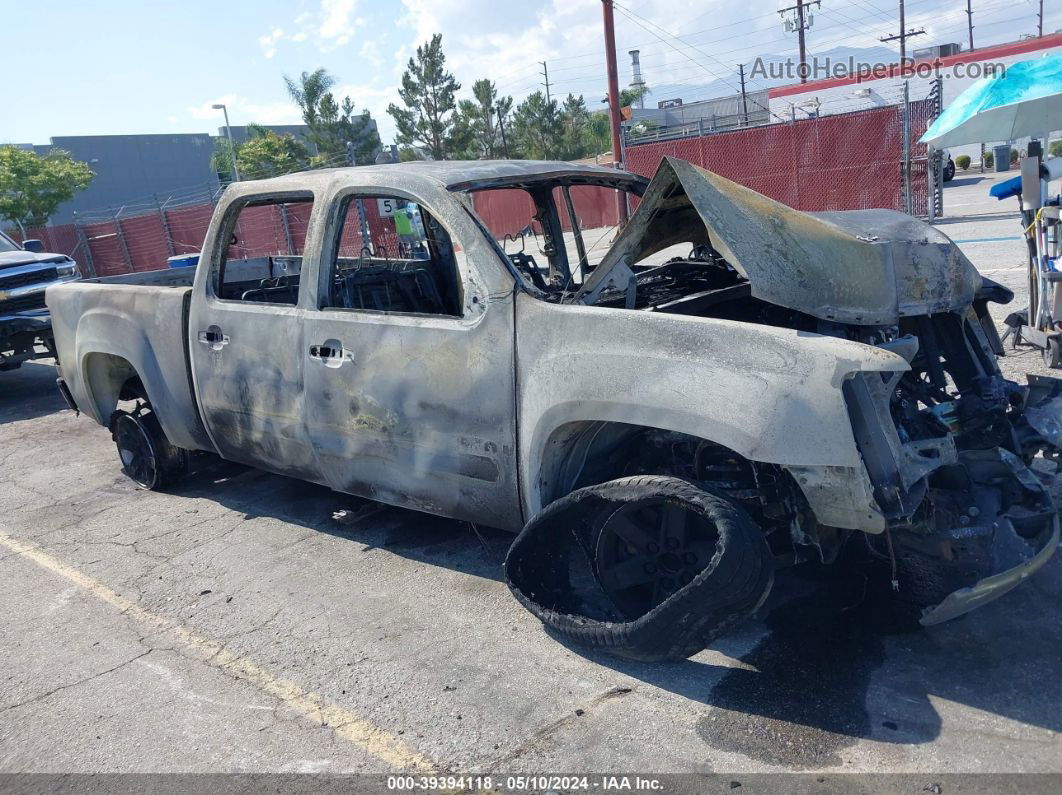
[880,0,926,61]
[613,1,790,122]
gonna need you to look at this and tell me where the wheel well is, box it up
[539,421,748,503]
[537,421,815,557]
[83,352,147,422]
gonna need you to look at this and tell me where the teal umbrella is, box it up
[919,53,1062,148]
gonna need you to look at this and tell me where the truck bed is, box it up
[46,280,212,453]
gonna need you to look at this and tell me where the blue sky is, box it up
[1,0,1057,146]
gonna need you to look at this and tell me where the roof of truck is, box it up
[238,159,648,193]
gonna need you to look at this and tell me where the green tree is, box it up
[210,125,312,182]
[453,79,504,159]
[0,146,94,233]
[284,68,380,165]
[495,95,515,158]
[558,93,592,159]
[587,112,612,157]
[511,91,563,160]
[387,34,462,160]
[237,125,312,179]
[619,85,649,109]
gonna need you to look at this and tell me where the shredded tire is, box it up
[110,406,188,490]
[504,475,774,661]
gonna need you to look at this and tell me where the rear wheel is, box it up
[110,405,188,490]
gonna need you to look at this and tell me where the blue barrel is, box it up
[167,254,199,269]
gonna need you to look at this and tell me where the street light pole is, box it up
[212,103,240,182]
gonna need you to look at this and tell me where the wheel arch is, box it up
[82,351,144,427]
[528,417,760,515]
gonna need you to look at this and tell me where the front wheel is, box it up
[505,476,774,661]
[110,405,188,490]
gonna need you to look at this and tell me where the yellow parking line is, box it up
[0,528,438,773]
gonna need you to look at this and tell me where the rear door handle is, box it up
[198,326,229,350]
[309,342,353,368]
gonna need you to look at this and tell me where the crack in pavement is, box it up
[0,650,152,715]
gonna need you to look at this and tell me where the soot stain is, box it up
[696,570,907,769]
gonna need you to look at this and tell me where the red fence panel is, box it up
[626,102,931,216]
[83,220,128,277]
[119,213,169,272]
[165,204,214,255]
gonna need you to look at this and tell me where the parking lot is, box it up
[2,169,1061,777]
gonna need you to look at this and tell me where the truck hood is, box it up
[0,251,72,271]
[575,157,981,325]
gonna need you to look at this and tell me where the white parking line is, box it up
[0,528,439,773]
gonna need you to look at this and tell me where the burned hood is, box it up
[576,157,981,325]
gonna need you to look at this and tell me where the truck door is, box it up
[188,191,321,481]
[301,190,521,530]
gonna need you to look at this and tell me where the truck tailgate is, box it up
[46,282,212,453]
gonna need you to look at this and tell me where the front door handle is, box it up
[308,341,353,368]
[198,326,229,351]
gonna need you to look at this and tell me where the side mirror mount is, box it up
[22,239,44,254]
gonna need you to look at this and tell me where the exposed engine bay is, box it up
[509,157,1062,627]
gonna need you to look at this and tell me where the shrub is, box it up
[983,151,994,168]
[1050,140,1062,158]
[1010,148,1019,164]
[956,154,971,170]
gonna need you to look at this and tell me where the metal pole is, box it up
[73,212,96,278]
[899,0,906,61]
[215,104,241,182]
[797,0,808,83]
[278,202,294,255]
[114,212,133,273]
[155,193,176,258]
[602,0,624,169]
[966,0,975,51]
[1038,0,1044,37]
[738,64,749,126]
[901,80,912,215]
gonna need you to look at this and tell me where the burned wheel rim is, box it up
[114,413,160,489]
[594,497,721,620]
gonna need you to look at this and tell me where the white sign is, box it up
[376,197,399,216]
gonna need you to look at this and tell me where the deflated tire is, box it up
[504,475,774,661]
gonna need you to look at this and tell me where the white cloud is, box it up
[187,95,302,126]
[319,0,357,41]
[257,0,364,57]
[359,40,384,70]
[258,27,284,59]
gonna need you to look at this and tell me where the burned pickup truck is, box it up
[47,157,1061,660]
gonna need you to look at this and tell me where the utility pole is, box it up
[738,64,749,126]
[880,0,925,63]
[778,1,819,83]
[966,0,974,51]
[601,0,623,169]
[540,61,552,104]
[1038,0,1044,37]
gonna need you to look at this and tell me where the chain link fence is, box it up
[625,82,941,218]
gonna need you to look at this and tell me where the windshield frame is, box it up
[458,175,646,294]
